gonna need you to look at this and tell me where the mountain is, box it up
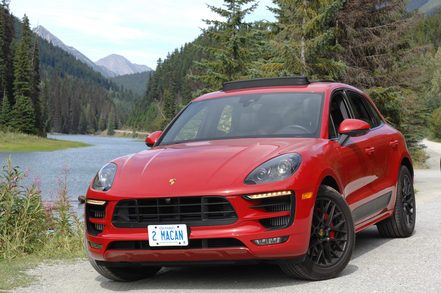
[34,25,116,78]
[33,26,152,78]
[96,54,152,76]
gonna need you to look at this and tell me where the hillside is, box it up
[34,25,116,78]
[110,71,152,95]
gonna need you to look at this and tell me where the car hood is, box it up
[109,138,321,197]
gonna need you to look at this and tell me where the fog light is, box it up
[88,241,103,249]
[252,236,289,246]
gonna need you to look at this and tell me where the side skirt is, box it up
[352,191,392,223]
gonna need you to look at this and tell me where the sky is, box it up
[10,0,276,69]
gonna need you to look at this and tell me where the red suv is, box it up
[84,77,415,281]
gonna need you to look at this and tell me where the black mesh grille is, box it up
[112,196,238,228]
[107,238,245,250]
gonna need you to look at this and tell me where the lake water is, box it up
[0,134,148,217]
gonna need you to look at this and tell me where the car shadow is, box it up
[98,226,396,291]
[351,226,393,260]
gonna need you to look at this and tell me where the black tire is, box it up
[280,185,355,280]
[377,165,416,238]
[84,238,161,282]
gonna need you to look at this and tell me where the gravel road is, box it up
[13,140,441,293]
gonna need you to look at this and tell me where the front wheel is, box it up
[84,238,161,282]
[280,185,355,280]
[377,165,416,237]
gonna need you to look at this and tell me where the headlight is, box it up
[244,154,302,185]
[92,163,117,191]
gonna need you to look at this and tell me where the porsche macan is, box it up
[84,76,415,281]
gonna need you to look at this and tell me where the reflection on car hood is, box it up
[110,138,320,197]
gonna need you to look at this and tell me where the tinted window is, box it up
[159,92,324,145]
[329,93,350,139]
[346,91,381,128]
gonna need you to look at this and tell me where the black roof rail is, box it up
[223,76,310,91]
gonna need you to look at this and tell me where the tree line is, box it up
[126,0,439,157]
[0,1,142,136]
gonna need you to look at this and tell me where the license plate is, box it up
[148,224,188,247]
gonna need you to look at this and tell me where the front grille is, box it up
[112,196,238,228]
[107,238,245,250]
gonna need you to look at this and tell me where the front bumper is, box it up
[85,187,316,265]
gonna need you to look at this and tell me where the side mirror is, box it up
[145,131,162,148]
[338,119,370,146]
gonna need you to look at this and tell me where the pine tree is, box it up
[11,95,35,134]
[1,1,15,105]
[0,9,5,99]
[190,0,260,92]
[13,37,34,133]
[424,48,441,112]
[31,38,42,135]
[107,108,115,135]
[260,0,346,79]
[20,15,32,54]
[40,80,50,135]
[332,0,421,89]
[0,94,10,126]
[162,88,174,121]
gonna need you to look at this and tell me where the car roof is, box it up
[192,77,363,102]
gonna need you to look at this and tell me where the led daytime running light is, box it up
[247,190,292,199]
[86,199,107,206]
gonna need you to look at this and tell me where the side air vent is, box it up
[247,193,295,230]
[86,202,107,236]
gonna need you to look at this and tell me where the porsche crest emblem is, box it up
[169,178,177,185]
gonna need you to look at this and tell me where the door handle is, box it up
[365,147,375,155]
[390,140,398,148]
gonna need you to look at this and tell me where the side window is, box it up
[346,91,381,128]
[365,100,383,128]
[329,93,350,139]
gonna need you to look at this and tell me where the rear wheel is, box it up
[280,185,355,280]
[377,165,415,237]
[84,238,161,282]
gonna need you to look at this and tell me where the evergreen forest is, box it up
[3,0,441,161]
[0,1,141,136]
[125,0,441,159]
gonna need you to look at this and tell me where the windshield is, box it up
[159,92,324,146]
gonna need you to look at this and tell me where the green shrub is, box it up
[0,157,50,259]
[0,157,83,260]
[431,107,441,139]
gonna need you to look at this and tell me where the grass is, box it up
[0,132,91,152]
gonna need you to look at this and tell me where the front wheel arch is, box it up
[280,185,355,280]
